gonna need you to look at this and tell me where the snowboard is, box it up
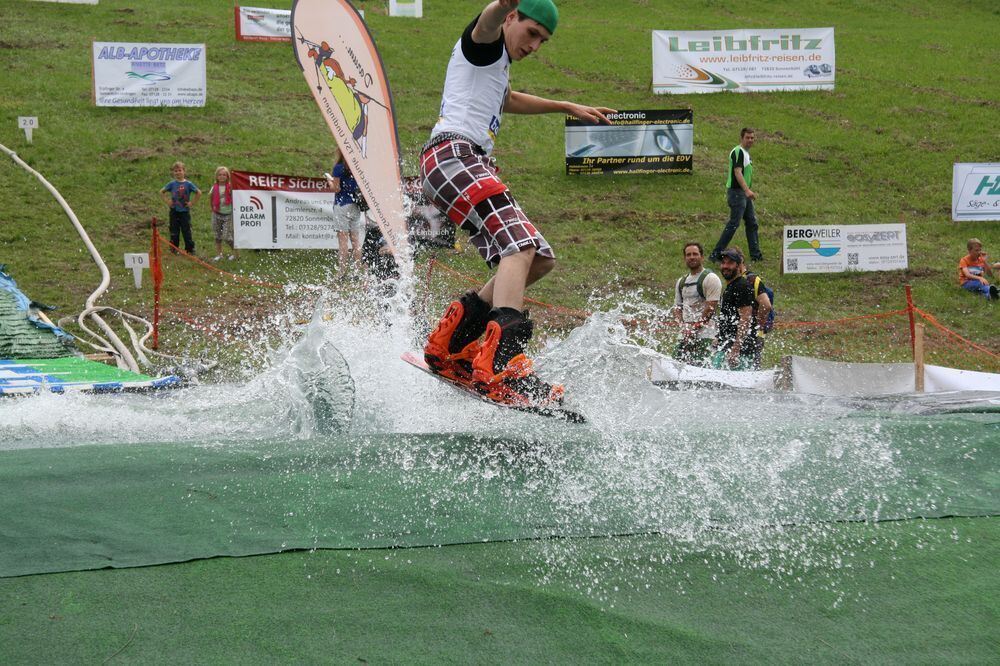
[401,351,587,423]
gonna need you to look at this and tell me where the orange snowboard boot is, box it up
[471,308,564,407]
[424,290,492,381]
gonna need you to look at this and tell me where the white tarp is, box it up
[92,42,206,107]
[791,356,1000,395]
[649,356,777,390]
[952,163,1000,221]
[648,353,1000,395]
[652,28,834,94]
[235,6,292,42]
[783,224,907,274]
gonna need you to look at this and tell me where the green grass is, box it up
[1,0,998,371]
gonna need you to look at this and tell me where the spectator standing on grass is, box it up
[209,166,239,262]
[710,128,763,263]
[326,152,364,274]
[712,247,771,371]
[958,238,999,300]
[160,161,200,255]
[672,241,721,366]
[740,255,773,370]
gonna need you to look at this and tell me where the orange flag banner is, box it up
[291,0,408,256]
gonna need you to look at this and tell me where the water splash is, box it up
[1,288,991,606]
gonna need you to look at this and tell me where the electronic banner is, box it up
[565,109,693,175]
[232,169,353,250]
[653,28,835,94]
[92,42,206,107]
[235,6,292,42]
[952,163,1000,221]
[783,224,908,274]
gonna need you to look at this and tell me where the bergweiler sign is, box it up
[652,28,835,94]
[783,224,907,274]
[952,163,1000,221]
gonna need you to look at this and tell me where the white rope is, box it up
[1,142,197,374]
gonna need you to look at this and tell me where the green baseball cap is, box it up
[517,0,558,35]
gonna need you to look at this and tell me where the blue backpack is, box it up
[746,273,775,333]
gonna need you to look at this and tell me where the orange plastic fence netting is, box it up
[156,234,286,290]
[915,307,1000,362]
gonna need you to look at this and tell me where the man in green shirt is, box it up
[710,128,762,262]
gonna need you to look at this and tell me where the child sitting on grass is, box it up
[958,238,999,301]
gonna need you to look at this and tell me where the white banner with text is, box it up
[232,169,355,249]
[235,5,292,42]
[653,28,835,94]
[783,224,907,274]
[952,163,1000,221]
[92,42,206,107]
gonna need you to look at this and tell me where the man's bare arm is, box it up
[734,167,756,200]
[701,299,719,323]
[471,0,520,43]
[506,90,615,124]
[754,292,771,331]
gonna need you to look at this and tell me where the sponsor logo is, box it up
[665,65,739,90]
[300,34,387,159]
[787,239,840,257]
[972,175,1000,196]
[126,60,170,84]
[667,34,823,53]
[249,196,264,210]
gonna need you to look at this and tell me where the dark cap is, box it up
[720,247,744,263]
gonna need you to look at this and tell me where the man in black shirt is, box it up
[713,247,770,370]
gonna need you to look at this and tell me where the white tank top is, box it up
[430,33,510,156]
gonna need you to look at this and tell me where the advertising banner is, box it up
[952,163,1000,221]
[652,28,835,94]
[389,0,422,17]
[232,170,351,250]
[783,224,907,274]
[565,109,693,175]
[235,6,292,42]
[292,0,408,256]
[92,42,206,107]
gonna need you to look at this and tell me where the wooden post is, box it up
[775,355,794,391]
[913,322,925,393]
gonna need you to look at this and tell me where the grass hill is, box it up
[1,0,998,371]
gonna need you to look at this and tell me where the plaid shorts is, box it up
[420,139,553,267]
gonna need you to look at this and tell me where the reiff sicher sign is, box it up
[652,28,835,94]
[232,169,351,250]
[565,109,693,175]
[783,224,908,274]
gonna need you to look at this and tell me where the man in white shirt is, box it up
[673,242,722,366]
[421,0,614,406]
